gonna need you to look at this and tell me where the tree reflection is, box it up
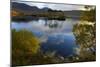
[44,20,64,28]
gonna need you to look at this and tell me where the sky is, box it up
[12,0,87,11]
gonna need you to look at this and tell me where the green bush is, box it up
[12,29,40,66]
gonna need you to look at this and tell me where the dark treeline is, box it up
[12,10,66,21]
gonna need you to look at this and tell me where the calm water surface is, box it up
[12,18,80,57]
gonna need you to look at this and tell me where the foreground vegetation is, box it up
[12,29,40,66]
[12,29,86,66]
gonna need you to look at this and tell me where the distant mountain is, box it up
[41,7,51,11]
[12,2,52,15]
[12,2,39,14]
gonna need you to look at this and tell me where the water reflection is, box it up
[11,18,79,57]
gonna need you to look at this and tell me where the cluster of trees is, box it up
[73,23,96,61]
[73,5,96,61]
[28,11,65,20]
[80,5,96,22]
